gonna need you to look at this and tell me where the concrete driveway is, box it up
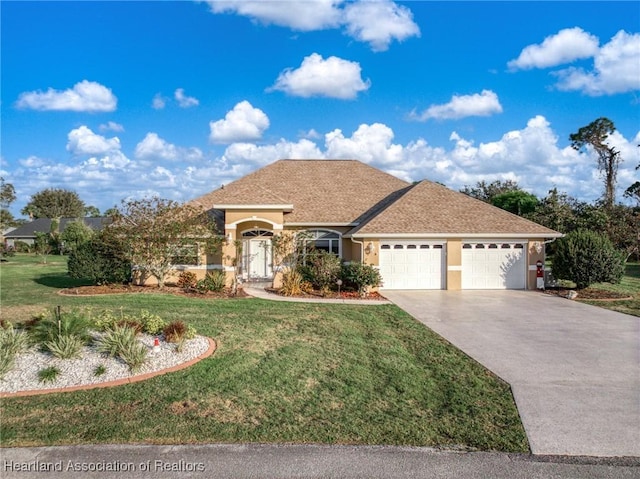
[382,290,640,457]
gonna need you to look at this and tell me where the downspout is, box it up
[351,237,365,264]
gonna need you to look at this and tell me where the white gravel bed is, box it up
[0,334,210,394]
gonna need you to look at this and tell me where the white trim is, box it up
[301,228,343,259]
[214,204,293,212]
[447,265,462,271]
[225,217,284,230]
[380,240,447,246]
[350,233,562,239]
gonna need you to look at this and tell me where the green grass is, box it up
[0,254,528,451]
[582,263,640,317]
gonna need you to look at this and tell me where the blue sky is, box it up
[2,1,639,217]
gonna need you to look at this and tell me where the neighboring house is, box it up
[180,159,560,290]
[4,217,111,247]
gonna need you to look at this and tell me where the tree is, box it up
[0,177,16,209]
[0,178,17,231]
[460,180,520,203]
[61,220,95,253]
[33,232,52,263]
[21,188,85,219]
[84,205,101,217]
[104,197,220,288]
[570,117,621,209]
[491,190,539,216]
[551,229,625,289]
[528,188,578,233]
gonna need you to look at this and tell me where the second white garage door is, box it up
[379,242,444,290]
[461,242,526,289]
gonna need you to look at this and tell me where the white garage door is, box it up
[462,242,526,289]
[379,242,444,290]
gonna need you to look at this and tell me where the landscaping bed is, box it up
[543,287,633,301]
[265,287,387,301]
[59,283,249,299]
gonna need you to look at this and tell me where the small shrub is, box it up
[0,244,15,258]
[341,262,383,296]
[163,321,186,343]
[115,319,143,335]
[552,229,626,289]
[97,325,138,358]
[138,310,166,335]
[177,271,198,290]
[185,324,197,340]
[196,270,226,293]
[38,366,61,384]
[0,323,29,356]
[44,334,84,359]
[280,269,303,296]
[30,308,92,346]
[92,310,121,331]
[97,325,147,372]
[93,364,107,377]
[118,341,148,372]
[0,349,16,379]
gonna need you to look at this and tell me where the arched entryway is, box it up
[241,229,273,280]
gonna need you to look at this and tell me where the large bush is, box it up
[303,250,342,292]
[341,262,382,296]
[551,229,625,289]
[68,234,131,284]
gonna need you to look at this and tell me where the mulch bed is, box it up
[59,284,249,299]
[543,287,633,301]
[265,287,386,301]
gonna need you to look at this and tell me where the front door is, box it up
[247,239,272,279]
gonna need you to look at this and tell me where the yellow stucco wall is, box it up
[527,240,545,290]
[446,239,461,290]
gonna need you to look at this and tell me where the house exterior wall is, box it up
[446,239,462,290]
[527,240,546,290]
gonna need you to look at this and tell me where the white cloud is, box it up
[410,90,503,121]
[206,0,342,31]
[553,30,640,96]
[99,121,124,132]
[134,133,203,162]
[16,80,117,112]
[175,88,199,108]
[66,126,121,156]
[325,123,403,164]
[223,138,323,166]
[205,0,419,51]
[270,53,370,99]
[152,93,167,110]
[343,0,420,52]
[508,27,599,70]
[209,101,270,143]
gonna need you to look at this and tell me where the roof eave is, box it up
[346,232,564,239]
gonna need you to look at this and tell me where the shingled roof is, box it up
[5,217,112,239]
[192,160,410,224]
[348,180,561,237]
[191,160,561,238]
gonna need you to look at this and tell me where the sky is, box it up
[1,0,639,218]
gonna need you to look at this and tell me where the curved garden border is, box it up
[0,337,216,398]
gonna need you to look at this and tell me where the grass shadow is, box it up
[33,272,93,289]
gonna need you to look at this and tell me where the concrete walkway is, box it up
[382,290,640,458]
[242,283,391,305]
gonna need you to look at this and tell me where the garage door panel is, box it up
[462,243,525,289]
[380,242,444,290]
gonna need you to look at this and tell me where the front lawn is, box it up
[583,263,640,317]
[0,254,528,452]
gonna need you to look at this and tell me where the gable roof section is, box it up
[192,160,411,224]
[349,180,561,238]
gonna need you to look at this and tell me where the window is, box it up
[420,244,430,249]
[303,230,341,258]
[171,243,199,265]
[393,244,403,249]
[242,229,273,238]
